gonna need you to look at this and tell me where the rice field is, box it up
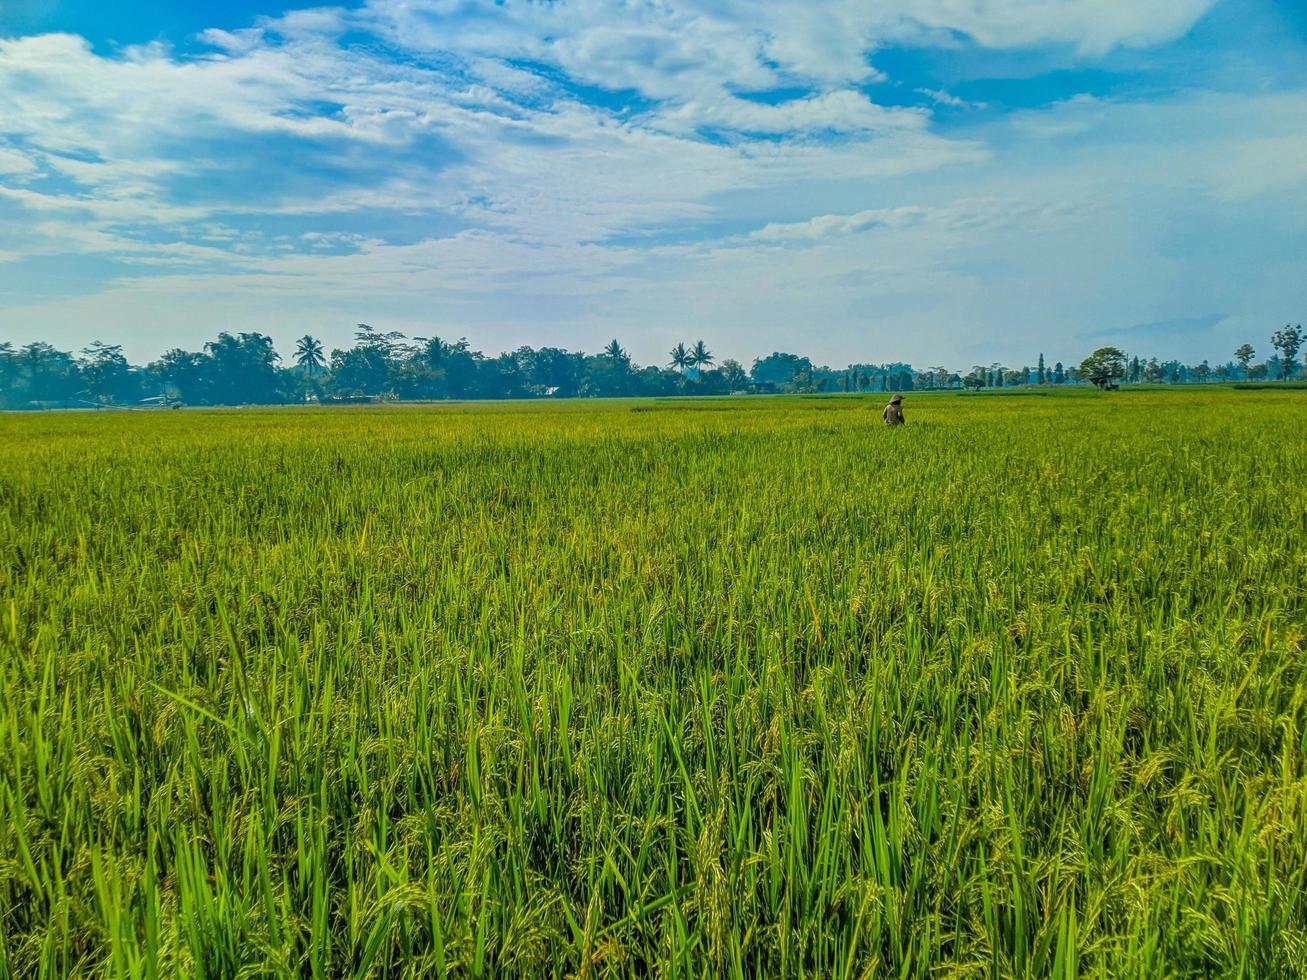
[2,389,1305,978]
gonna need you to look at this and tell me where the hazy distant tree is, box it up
[79,341,132,403]
[489,351,529,399]
[330,345,390,395]
[1249,362,1269,380]
[1128,355,1141,383]
[441,339,483,398]
[719,358,747,390]
[14,343,80,404]
[529,347,584,397]
[1214,364,1231,382]
[417,336,450,368]
[603,339,630,369]
[1143,358,1164,383]
[669,343,691,374]
[1234,343,1255,375]
[1005,369,1026,387]
[689,340,713,376]
[992,364,1005,388]
[1037,353,1046,384]
[204,332,281,404]
[396,336,449,399]
[294,335,326,375]
[1053,361,1065,384]
[356,323,413,361]
[889,370,914,392]
[1192,360,1211,383]
[146,348,209,403]
[1270,324,1303,379]
[751,352,811,390]
[0,343,16,407]
[1078,347,1127,388]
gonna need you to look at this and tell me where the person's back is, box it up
[882,394,905,426]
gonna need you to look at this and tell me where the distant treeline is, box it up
[1,323,1302,408]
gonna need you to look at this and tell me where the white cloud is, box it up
[0,148,36,175]
[916,87,989,110]
[889,0,1219,55]
[1,0,1301,371]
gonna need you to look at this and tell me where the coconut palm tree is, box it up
[416,336,450,368]
[603,339,629,369]
[294,335,325,375]
[689,340,713,376]
[669,342,691,374]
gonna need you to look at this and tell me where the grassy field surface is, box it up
[2,390,1305,977]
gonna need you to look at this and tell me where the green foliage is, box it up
[1077,347,1127,387]
[294,335,326,375]
[2,392,1306,978]
[1271,325,1303,380]
[750,351,812,389]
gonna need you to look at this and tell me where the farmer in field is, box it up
[882,394,905,426]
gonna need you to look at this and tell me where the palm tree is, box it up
[689,340,713,375]
[416,336,449,368]
[603,339,629,369]
[295,335,325,375]
[669,342,691,374]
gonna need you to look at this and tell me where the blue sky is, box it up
[1,0,1305,369]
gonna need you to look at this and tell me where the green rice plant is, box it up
[1,390,1304,977]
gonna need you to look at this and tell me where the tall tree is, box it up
[668,342,691,374]
[1234,343,1255,375]
[603,339,629,369]
[1078,347,1127,388]
[18,343,81,404]
[147,348,210,404]
[1270,324,1303,380]
[689,340,713,376]
[750,352,811,390]
[0,343,16,408]
[719,358,747,390]
[527,347,584,397]
[79,342,132,403]
[1036,354,1046,384]
[294,335,326,375]
[205,332,282,404]
[417,336,450,368]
